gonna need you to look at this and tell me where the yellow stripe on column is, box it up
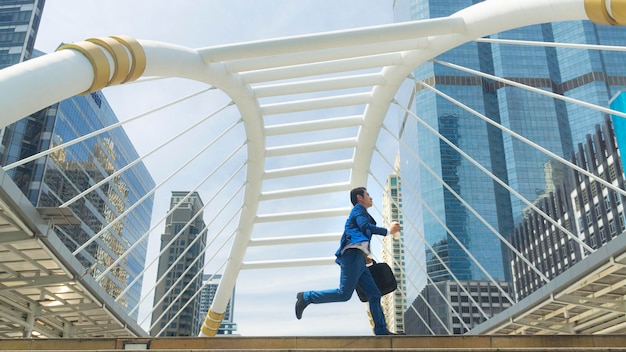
[611,0,626,25]
[201,324,217,336]
[56,35,146,94]
[86,37,130,86]
[111,35,146,83]
[201,308,225,337]
[584,0,618,25]
[56,41,111,95]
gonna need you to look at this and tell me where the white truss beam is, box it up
[265,116,363,136]
[248,233,342,247]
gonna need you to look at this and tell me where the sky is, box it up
[35,0,397,337]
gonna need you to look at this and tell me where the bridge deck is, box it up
[4,335,626,351]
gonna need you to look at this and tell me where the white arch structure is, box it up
[1,0,625,337]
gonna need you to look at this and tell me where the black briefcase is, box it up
[356,260,397,302]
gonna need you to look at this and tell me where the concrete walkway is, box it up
[4,335,626,351]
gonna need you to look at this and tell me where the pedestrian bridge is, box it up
[2,0,626,340]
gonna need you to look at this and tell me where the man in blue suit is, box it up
[295,187,401,335]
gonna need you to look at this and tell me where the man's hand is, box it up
[389,221,401,235]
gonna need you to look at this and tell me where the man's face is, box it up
[358,190,373,208]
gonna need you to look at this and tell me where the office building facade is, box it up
[198,274,237,335]
[395,0,626,333]
[0,86,155,317]
[0,0,44,70]
[405,280,513,335]
[510,117,626,299]
[152,191,207,336]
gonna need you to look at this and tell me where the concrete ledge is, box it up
[4,335,626,351]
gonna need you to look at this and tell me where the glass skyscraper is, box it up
[0,84,155,318]
[396,0,626,333]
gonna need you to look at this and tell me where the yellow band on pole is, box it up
[56,41,111,95]
[203,318,222,330]
[111,35,146,83]
[200,308,224,337]
[584,0,619,25]
[86,37,130,86]
[56,35,146,95]
[201,324,218,336]
[208,309,225,321]
[611,0,626,25]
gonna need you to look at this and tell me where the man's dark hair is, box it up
[350,187,367,206]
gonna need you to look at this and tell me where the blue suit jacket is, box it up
[335,203,388,259]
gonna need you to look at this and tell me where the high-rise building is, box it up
[395,0,626,334]
[380,154,406,334]
[198,274,237,335]
[152,191,207,336]
[0,0,44,70]
[510,116,626,299]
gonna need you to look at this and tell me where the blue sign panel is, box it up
[610,91,626,172]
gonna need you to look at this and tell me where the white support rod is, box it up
[103,153,245,284]
[397,173,516,303]
[396,131,550,283]
[594,319,626,334]
[264,160,354,179]
[254,73,385,98]
[265,137,357,157]
[255,207,350,223]
[151,229,235,334]
[261,92,372,115]
[259,182,351,201]
[74,130,245,258]
[434,58,626,121]
[117,160,247,301]
[265,116,363,136]
[241,257,337,270]
[372,151,507,316]
[406,82,596,253]
[198,17,465,62]
[424,63,626,200]
[142,186,244,320]
[476,37,626,52]
[371,226,442,335]
[62,101,234,208]
[3,88,215,172]
[368,192,469,332]
[136,188,244,317]
[248,233,342,246]
[226,38,429,73]
[240,52,404,84]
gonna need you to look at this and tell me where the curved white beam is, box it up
[350,0,595,187]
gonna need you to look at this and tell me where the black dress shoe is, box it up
[295,292,309,320]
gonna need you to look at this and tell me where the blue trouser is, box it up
[302,249,389,335]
